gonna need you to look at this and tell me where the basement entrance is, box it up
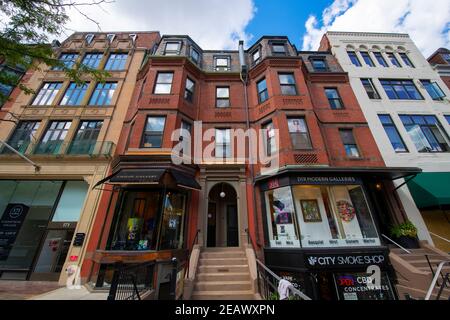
[207,183,238,247]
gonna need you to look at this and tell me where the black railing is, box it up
[256,259,311,300]
[107,261,155,300]
[185,229,200,279]
[435,273,450,300]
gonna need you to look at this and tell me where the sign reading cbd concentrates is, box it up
[305,252,387,270]
[0,203,30,261]
[334,272,395,300]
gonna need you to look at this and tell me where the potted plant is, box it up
[390,221,420,249]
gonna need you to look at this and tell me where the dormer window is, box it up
[107,34,115,43]
[271,42,287,56]
[214,56,230,71]
[164,42,181,56]
[190,47,200,64]
[129,34,137,43]
[85,34,94,45]
[311,58,328,72]
[252,49,261,64]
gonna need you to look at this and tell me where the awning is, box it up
[92,168,201,190]
[407,172,450,209]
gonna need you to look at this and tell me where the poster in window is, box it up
[300,199,322,223]
[273,200,293,224]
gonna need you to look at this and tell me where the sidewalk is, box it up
[30,286,108,300]
[0,281,61,300]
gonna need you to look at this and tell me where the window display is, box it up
[264,179,380,249]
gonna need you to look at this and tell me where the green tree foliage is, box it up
[0,0,111,105]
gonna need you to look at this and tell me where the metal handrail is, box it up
[185,229,200,278]
[381,234,411,254]
[429,232,450,244]
[255,259,311,300]
[425,260,450,300]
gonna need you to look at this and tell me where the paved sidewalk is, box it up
[30,286,108,300]
[0,281,61,300]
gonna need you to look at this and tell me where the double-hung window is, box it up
[399,53,414,68]
[311,58,328,71]
[380,80,423,100]
[378,115,408,152]
[35,121,71,154]
[420,80,446,101]
[142,116,166,148]
[400,115,450,152]
[53,53,78,70]
[164,42,181,56]
[288,118,312,150]
[32,82,63,106]
[252,49,261,65]
[89,82,117,105]
[68,120,103,154]
[3,121,40,154]
[325,88,344,109]
[278,73,297,95]
[190,47,200,64]
[387,53,401,67]
[257,78,269,103]
[271,43,287,56]
[104,53,128,70]
[263,122,276,156]
[180,121,192,155]
[216,87,230,108]
[361,79,380,99]
[339,129,360,157]
[184,77,195,102]
[60,82,89,105]
[154,72,173,94]
[347,51,362,67]
[360,52,374,67]
[82,53,103,69]
[373,52,388,67]
[215,128,231,158]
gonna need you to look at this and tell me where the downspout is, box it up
[239,40,260,249]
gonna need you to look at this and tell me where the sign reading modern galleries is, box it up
[305,252,388,270]
[0,203,30,261]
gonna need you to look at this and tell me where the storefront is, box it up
[257,167,420,300]
[0,180,89,280]
[90,160,200,298]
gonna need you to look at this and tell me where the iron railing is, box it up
[425,261,450,300]
[256,259,311,300]
[381,234,411,254]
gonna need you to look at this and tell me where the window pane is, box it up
[279,74,295,85]
[105,53,128,70]
[288,119,307,133]
[361,52,374,67]
[165,42,180,52]
[52,181,89,222]
[145,117,165,131]
[60,82,89,106]
[272,44,286,53]
[3,121,40,154]
[216,58,229,67]
[374,52,388,67]
[35,121,71,154]
[216,87,229,98]
[347,52,361,66]
[159,192,186,250]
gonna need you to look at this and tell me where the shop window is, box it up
[32,82,63,106]
[52,181,89,222]
[60,82,89,106]
[339,129,360,158]
[35,121,71,155]
[278,73,297,96]
[264,183,380,249]
[265,186,300,248]
[142,116,166,148]
[373,52,388,67]
[288,118,312,150]
[2,121,40,154]
[378,115,408,153]
[361,79,380,99]
[399,115,450,152]
[325,88,344,109]
[158,192,187,250]
[109,191,162,251]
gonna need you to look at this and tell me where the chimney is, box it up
[238,40,248,77]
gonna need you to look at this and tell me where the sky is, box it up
[63,0,450,56]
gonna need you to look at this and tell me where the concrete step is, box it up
[390,248,430,255]
[191,290,255,300]
[417,266,450,273]
[399,253,444,262]
[194,281,252,291]
[202,247,244,253]
[199,258,248,266]
[201,252,246,259]
[396,284,450,301]
[198,265,249,274]
[408,259,448,269]
[197,272,250,282]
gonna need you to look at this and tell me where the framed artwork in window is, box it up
[300,199,322,223]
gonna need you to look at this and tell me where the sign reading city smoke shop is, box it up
[0,204,30,261]
[305,251,388,270]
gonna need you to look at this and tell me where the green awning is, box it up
[407,172,450,209]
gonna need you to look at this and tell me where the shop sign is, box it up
[305,252,387,270]
[334,272,395,300]
[0,203,30,261]
[110,169,165,184]
[292,176,362,185]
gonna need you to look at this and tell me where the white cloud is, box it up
[62,0,256,49]
[302,0,450,56]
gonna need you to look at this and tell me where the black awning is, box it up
[169,170,201,190]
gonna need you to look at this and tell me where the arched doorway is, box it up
[207,183,239,247]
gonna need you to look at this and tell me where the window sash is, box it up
[374,52,388,67]
[311,59,328,71]
[53,53,79,70]
[400,115,450,152]
[279,74,297,95]
[325,89,344,109]
[184,78,195,102]
[35,121,71,154]
[381,80,423,100]
[288,118,312,149]
[387,53,401,67]
[82,53,103,69]
[89,82,117,105]
[361,79,380,99]
[32,82,62,106]
[421,80,446,100]
[347,52,361,66]
[69,121,103,154]
[257,79,268,103]
[4,121,40,154]
[164,42,181,55]
[215,57,230,70]
[142,117,166,148]
[154,72,174,94]
[271,44,286,55]
[400,53,414,67]
[105,53,128,70]
[361,52,374,67]
[215,129,231,158]
[60,82,89,105]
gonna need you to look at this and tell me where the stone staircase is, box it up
[191,247,257,300]
[389,245,450,300]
